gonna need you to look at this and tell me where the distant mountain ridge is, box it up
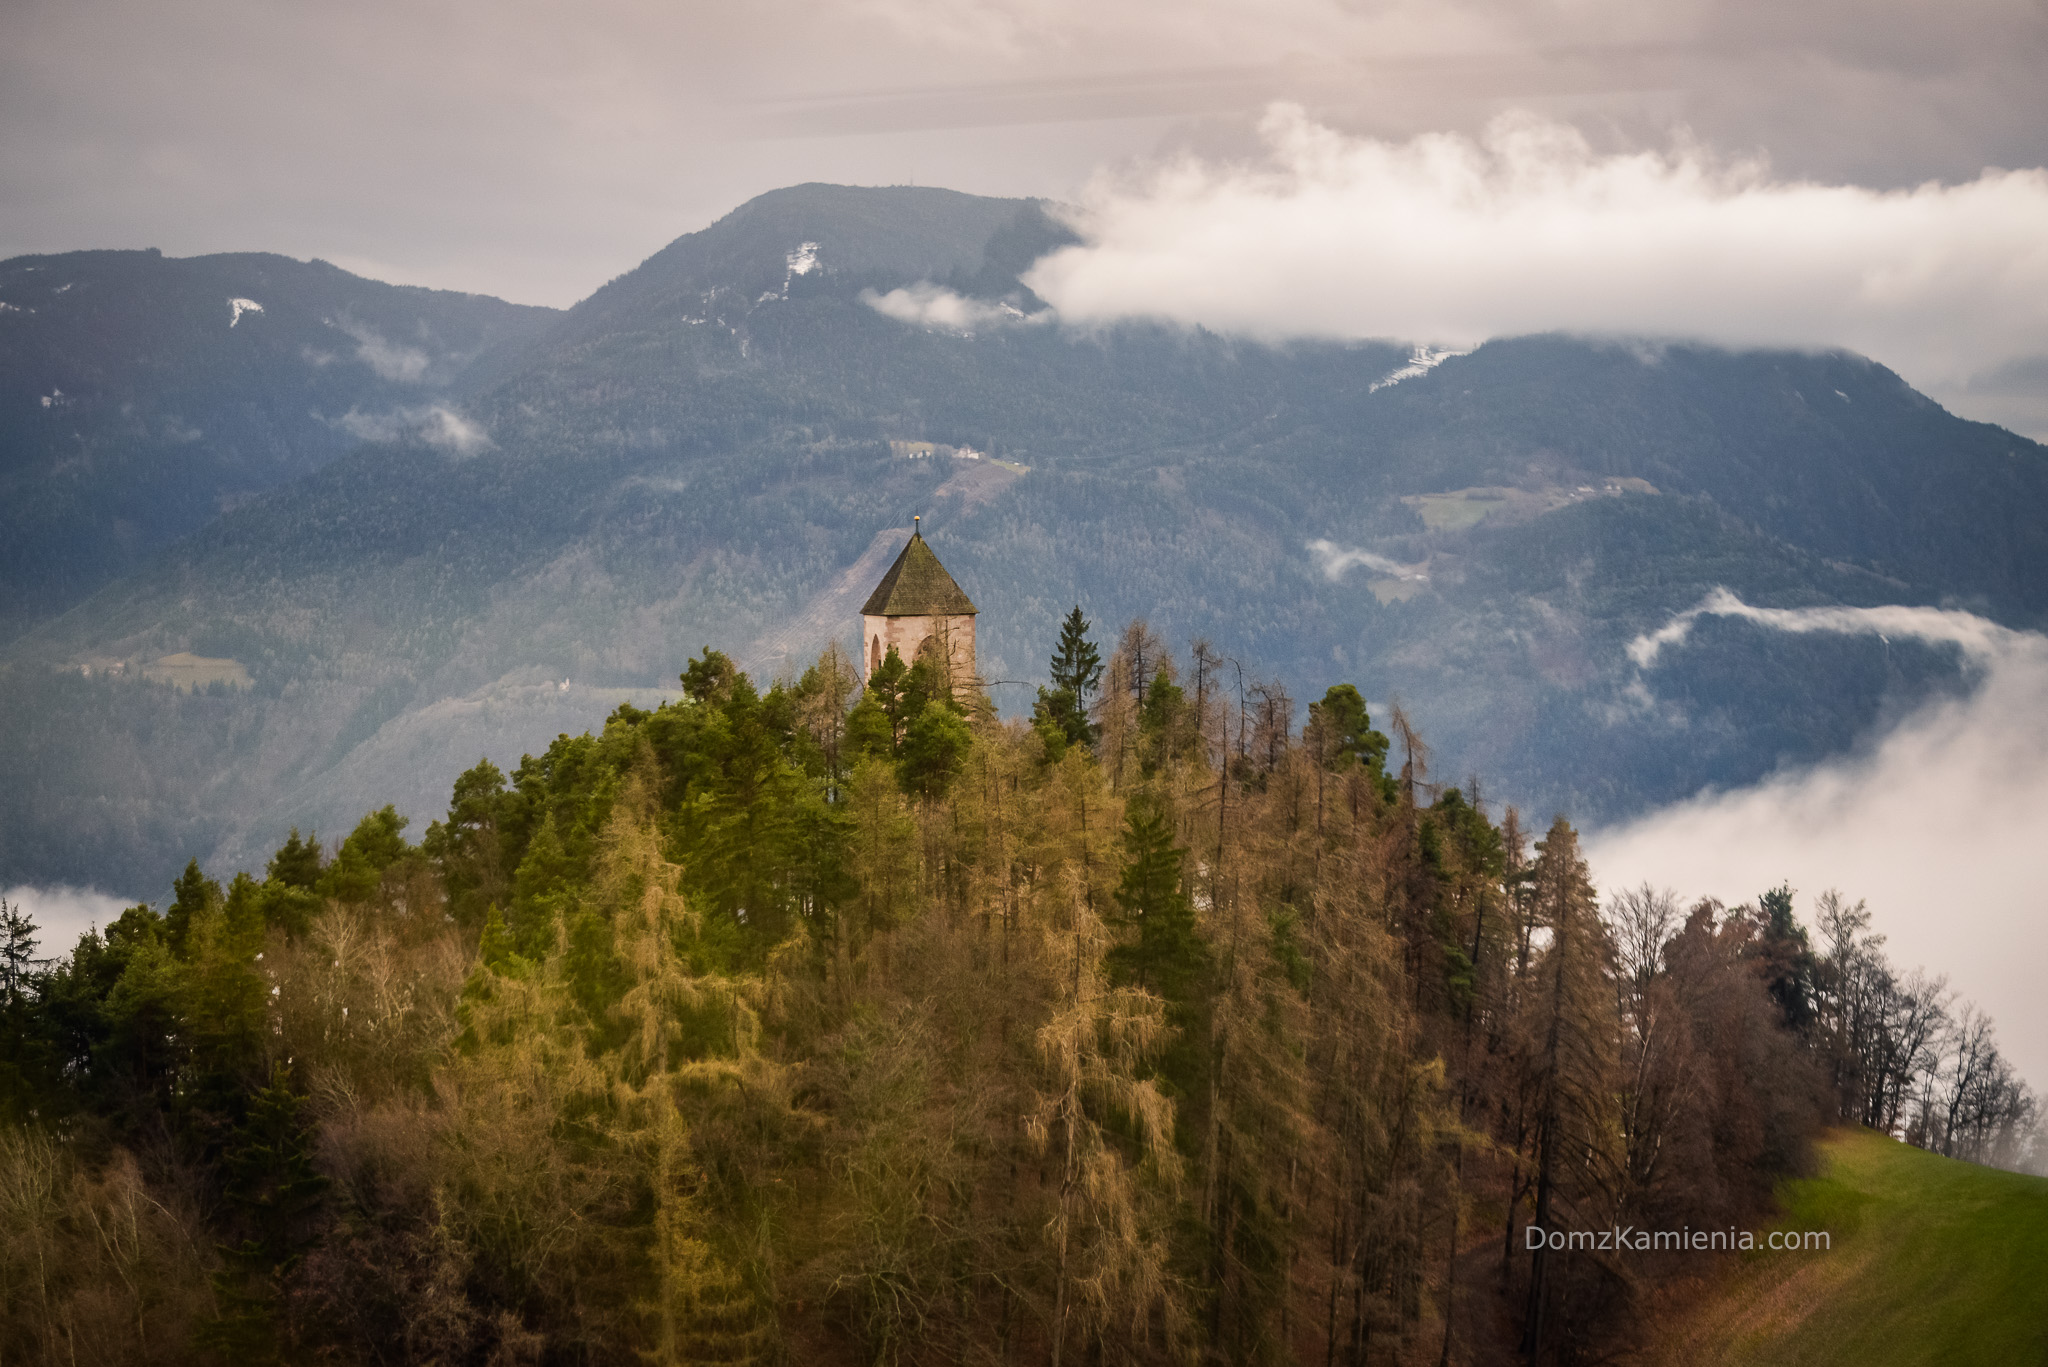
[3,183,2045,896]
[0,248,558,638]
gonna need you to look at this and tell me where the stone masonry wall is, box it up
[862,612,977,693]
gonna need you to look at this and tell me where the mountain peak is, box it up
[565,183,1076,333]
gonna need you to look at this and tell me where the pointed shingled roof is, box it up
[861,532,977,617]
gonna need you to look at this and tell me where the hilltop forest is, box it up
[0,616,2037,1366]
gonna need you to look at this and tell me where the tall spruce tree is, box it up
[1106,791,1207,1008]
[1520,817,1621,1360]
[0,900,39,1006]
[1754,883,1817,1031]
[1040,606,1103,745]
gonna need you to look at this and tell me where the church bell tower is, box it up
[860,517,978,694]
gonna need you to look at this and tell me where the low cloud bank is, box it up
[1024,105,2048,402]
[1625,586,2015,669]
[1586,592,2048,1086]
[3,884,137,960]
[336,404,493,455]
[335,319,433,383]
[1306,538,1421,582]
[861,283,1049,333]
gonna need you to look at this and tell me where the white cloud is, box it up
[3,884,139,959]
[335,318,433,382]
[1306,538,1422,582]
[1623,586,2016,670]
[336,404,493,455]
[1024,104,2048,402]
[861,282,1047,333]
[1587,592,2048,1088]
[418,406,492,454]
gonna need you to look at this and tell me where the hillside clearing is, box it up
[141,651,250,690]
[1656,1128,2048,1366]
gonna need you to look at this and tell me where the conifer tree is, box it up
[1093,624,1167,792]
[318,807,413,904]
[424,760,513,926]
[846,758,918,946]
[793,641,860,796]
[848,646,910,756]
[1107,790,1208,1009]
[1043,606,1103,746]
[0,899,39,1006]
[899,699,973,798]
[205,1066,331,1362]
[165,859,221,957]
[1753,883,1816,1031]
[179,873,270,1127]
[1306,684,1390,777]
[264,828,322,890]
[1031,870,1188,1367]
[1519,817,1621,1359]
[509,812,575,954]
[255,828,324,937]
[597,773,774,1365]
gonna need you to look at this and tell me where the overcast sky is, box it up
[6,0,2046,301]
[10,0,2048,434]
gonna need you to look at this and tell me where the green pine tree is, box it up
[899,701,973,797]
[165,859,221,958]
[258,828,324,937]
[1045,606,1103,744]
[0,899,39,1007]
[1307,683,1391,774]
[317,806,413,904]
[263,828,322,890]
[1754,883,1816,1031]
[1106,791,1209,1007]
[422,758,514,927]
[204,1065,331,1363]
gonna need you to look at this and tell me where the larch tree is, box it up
[1518,817,1622,1362]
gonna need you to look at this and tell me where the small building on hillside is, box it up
[861,519,977,691]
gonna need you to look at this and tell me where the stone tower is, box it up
[860,519,977,692]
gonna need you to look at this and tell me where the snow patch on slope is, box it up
[1369,345,1469,392]
[759,242,826,305]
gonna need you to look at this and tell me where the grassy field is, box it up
[141,651,251,690]
[1656,1128,2048,1366]
[1405,487,1516,531]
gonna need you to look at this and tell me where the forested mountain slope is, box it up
[0,249,558,637]
[5,183,2046,896]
